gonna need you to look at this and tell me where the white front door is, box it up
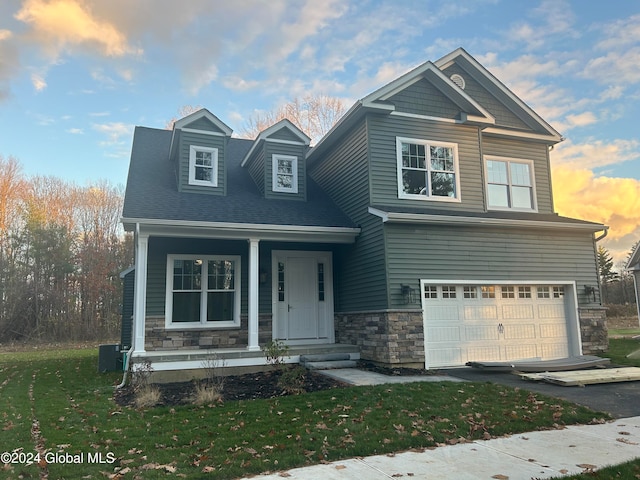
[272,251,334,344]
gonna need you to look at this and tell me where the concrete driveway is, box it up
[446,367,640,418]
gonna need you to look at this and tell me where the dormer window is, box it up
[189,145,218,187]
[272,154,298,193]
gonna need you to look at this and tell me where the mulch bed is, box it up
[114,368,348,408]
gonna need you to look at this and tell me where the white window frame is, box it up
[165,254,241,329]
[484,155,537,212]
[396,137,461,202]
[272,154,298,193]
[189,145,218,187]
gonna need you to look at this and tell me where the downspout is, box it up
[116,223,140,389]
[593,228,609,306]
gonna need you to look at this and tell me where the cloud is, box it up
[593,14,640,50]
[92,121,132,145]
[552,164,640,264]
[15,0,142,59]
[565,112,597,128]
[67,128,83,134]
[582,47,640,85]
[31,72,47,91]
[552,139,640,170]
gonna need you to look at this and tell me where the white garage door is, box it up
[421,282,571,368]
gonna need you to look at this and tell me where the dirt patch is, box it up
[114,368,348,408]
[608,316,639,329]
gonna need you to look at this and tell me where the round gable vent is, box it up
[450,73,466,90]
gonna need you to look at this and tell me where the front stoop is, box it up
[300,353,358,370]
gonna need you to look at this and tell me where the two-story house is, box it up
[121,48,607,378]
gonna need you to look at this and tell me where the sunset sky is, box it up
[0,0,638,265]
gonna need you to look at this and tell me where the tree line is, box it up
[597,244,639,307]
[0,155,132,343]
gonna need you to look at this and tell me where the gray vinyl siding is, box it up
[183,116,227,134]
[442,63,532,131]
[269,128,303,142]
[481,136,554,213]
[384,223,601,308]
[386,78,460,119]
[368,114,485,212]
[247,149,265,196]
[309,120,388,311]
[177,130,226,195]
[264,141,306,201]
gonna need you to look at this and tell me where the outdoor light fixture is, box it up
[584,285,596,302]
[401,284,416,304]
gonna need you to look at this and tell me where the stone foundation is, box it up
[145,315,273,351]
[578,307,608,354]
[335,310,424,368]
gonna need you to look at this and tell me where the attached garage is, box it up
[420,280,582,369]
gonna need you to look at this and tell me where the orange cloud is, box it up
[15,0,141,58]
[552,164,640,263]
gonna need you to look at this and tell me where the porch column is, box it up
[132,233,149,355]
[247,238,260,351]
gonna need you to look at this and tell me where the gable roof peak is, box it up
[240,118,310,167]
[173,108,233,136]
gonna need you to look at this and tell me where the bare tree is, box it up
[240,94,347,143]
[165,105,203,130]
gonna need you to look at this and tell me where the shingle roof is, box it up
[122,127,357,229]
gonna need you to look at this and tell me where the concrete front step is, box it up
[299,353,352,363]
[303,360,358,370]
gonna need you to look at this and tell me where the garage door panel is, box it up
[505,344,538,360]
[538,304,565,318]
[466,346,501,362]
[541,343,569,358]
[539,323,567,338]
[426,326,461,342]
[464,325,499,341]
[504,324,536,340]
[502,304,534,319]
[463,305,498,320]
[428,305,460,321]
[429,348,463,367]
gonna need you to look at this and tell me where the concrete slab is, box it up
[317,368,466,386]
[241,417,640,480]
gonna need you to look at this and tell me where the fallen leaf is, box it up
[617,438,639,445]
[278,473,291,478]
[202,466,215,473]
[491,475,509,479]
[335,465,346,470]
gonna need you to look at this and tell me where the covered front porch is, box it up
[132,343,360,383]
[126,220,360,376]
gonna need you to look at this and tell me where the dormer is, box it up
[241,119,310,201]
[169,109,233,195]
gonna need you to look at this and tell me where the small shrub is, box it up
[191,383,223,406]
[201,350,226,394]
[264,340,290,369]
[278,365,307,395]
[134,384,162,409]
[130,359,154,392]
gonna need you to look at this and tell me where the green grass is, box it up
[601,338,640,367]
[550,458,640,479]
[0,348,612,479]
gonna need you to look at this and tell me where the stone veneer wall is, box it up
[336,307,609,367]
[145,315,273,350]
[335,310,424,367]
[578,307,608,354]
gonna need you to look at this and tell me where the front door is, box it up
[272,251,334,344]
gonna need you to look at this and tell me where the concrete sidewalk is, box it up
[243,416,640,479]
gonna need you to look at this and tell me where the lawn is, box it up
[0,347,615,480]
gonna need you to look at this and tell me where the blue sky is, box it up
[0,0,639,263]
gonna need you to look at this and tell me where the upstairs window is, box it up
[189,146,218,187]
[485,157,536,211]
[396,137,460,202]
[272,154,298,193]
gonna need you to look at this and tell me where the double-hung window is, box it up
[485,156,536,211]
[166,255,240,328]
[189,145,218,187]
[396,137,460,201]
[272,154,298,193]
